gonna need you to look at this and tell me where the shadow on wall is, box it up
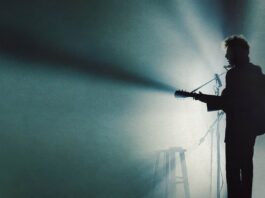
[0,25,175,93]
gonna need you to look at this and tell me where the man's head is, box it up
[223,35,250,67]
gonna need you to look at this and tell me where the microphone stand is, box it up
[191,72,226,93]
[215,77,222,198]
[192,71,226,198]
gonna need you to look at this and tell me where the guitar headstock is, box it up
[174,90,197,98]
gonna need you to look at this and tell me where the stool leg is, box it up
[152,152,160,196]
[180,151,191,198]
[169,148,177,198]
[164,151,169,198]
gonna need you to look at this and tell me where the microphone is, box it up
[215,74,222,87]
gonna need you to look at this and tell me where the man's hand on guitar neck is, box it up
[194,92,207,102]
[174,89,223,111]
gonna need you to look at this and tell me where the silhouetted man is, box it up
[196,35,264,198]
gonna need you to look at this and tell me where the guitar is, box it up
[175,90,265,136]
[174,89,223,111]
[174,90,220,101]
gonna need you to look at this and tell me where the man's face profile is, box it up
[225,46,236,66]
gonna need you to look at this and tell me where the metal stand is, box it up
[153,147,190,198]
[215,82,222,198]
[194,73,224,198]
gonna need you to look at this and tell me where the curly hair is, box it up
[223,35,250,53]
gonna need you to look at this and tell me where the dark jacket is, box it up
[203,63,264,142]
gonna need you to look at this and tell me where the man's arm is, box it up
[195,93,224,111]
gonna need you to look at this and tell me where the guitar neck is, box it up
[175,90,217,99]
